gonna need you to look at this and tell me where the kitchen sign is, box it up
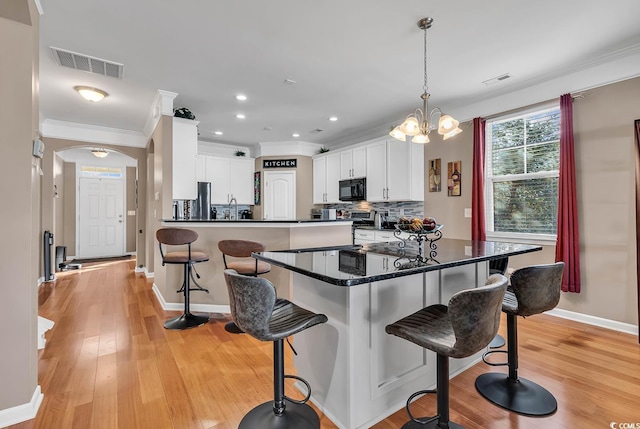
[263,159,297,169]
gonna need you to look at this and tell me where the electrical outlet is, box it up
[464,208,472,218]
[399,208,405,216]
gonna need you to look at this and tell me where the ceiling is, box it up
[38,0,640,150]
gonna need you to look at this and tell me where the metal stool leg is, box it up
[238,340,320,429]
[475,314,557,416]
[164,262,209,330]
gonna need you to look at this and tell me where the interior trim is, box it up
[0,386,43,428]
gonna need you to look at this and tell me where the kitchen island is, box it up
[253,239,542,429]
[154,219,353,314]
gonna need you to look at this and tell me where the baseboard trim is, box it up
[151,283,230,314]
[37,317,55,350]
[144,268,154,278]
[547,308,639,336]
[0,385,43,428]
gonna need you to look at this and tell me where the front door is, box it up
[263,171,296,220]
[78,177,125,258]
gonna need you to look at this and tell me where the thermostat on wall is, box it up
[33,138,45,158]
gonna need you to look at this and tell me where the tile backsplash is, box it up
[325,201,424,220]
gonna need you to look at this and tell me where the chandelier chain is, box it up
[423,23,428,94]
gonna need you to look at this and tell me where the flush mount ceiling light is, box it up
[91,148,109,158]
[236,113,246,119]
[329,116,338,122]
[74,86,108,102]
[389,18,462,144]
[235,94,247,101]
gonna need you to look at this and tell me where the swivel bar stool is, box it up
[223,269,328,429]
[488,257,510,349]
[385,274,508,429]
[475,262,564,416]
[156,228,210,330]
[218,239,271,334]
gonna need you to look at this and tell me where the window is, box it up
[485,104,560,242]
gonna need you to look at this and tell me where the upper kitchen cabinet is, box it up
[203,155,254,205]
[366,139,424,202]
[339,146,366,179]
[313,153,340,204]
[172,118,199,200]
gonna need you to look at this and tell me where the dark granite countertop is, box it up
[253,239,542,286]
[162,218,353,224]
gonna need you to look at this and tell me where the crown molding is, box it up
[41,119,148,148]
[255,141,323,158]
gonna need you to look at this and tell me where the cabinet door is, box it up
[172,118,198,200]
[386,140,411,201]
[352,146,367,178]
[366,140,387,202]
[230,158,254,205]
[340,150,353,179]
[195,155,206,183]
[374,231,400,243]
[313,156,327,204]
[325,153,341,203]
[206,156,231,203]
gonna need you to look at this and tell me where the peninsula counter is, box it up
[253,239,542,429]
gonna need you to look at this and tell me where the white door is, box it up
[78,177,125,258]
[264,171,296,220]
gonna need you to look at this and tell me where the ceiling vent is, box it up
[50,46,123,79]
[482,73,511,86]
[309,128,324,134]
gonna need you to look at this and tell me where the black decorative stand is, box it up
[393,224,443,268]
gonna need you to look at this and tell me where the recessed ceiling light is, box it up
[329,116,338,122]
[235,94,247,101]
[292,133,300,138]
[236,113,245,119]
[213,131,223,135]
[74,86,108,102]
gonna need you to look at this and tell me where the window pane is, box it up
[493,178,558,234]
[492,147,524,175]
[527,142,560,173]
[491,119,524,149]
[526,111,560,145]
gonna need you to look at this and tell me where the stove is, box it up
[349,210,374,226]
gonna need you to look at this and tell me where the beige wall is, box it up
[425,76,640,326]
[253,156,314,220]
[0,0,40,411]
[126,166,136,252]
[63,162,76,252]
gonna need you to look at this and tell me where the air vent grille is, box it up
[50,46,123,79]
[309,128,324,134]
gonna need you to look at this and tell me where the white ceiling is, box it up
[38,0,640,150]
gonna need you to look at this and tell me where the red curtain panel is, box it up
[555,94,581,292]
[472,117,486,241]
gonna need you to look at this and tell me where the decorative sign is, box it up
[447,161,461,197]
[263,159,297,169]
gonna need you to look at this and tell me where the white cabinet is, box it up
[365,139,424,202]
[354,229,375,245]
[202,156,254,205]
[172,118,199,200]
[313,153,340,204]
[340,146,366,179]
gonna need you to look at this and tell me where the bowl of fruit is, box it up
[397,216,438,233]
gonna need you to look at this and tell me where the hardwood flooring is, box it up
[9,259,640,429]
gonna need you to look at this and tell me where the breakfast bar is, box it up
[254,239,542,429]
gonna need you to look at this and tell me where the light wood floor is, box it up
[9,259,640,429]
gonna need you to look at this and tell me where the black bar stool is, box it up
[223,269,328,429]
[488,256,509,349]
[218,239,271,334]
[385,274,508,429]
[475,262,564,416]
[156,227,210,330]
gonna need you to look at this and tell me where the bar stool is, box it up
[223,269,328,429]
[385,274,508,429]
[488,257,509,349]
[218,239,271,333]
[156,227,210,330]
[475,262,564,416]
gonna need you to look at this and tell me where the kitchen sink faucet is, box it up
[229,196,238,220]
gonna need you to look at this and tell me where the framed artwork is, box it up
[428,158,441,192]
[254,171,261,205]
[447,161,461,197]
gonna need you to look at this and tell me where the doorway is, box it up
[263,171,296,220]
[78,176,125,258]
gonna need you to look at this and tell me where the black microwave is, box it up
[339,178,366,201]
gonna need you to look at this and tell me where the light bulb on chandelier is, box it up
[389,17,462,143]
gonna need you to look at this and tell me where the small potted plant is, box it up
[174,107,196,120]
[235,150,246,157]
[318,147,330,154]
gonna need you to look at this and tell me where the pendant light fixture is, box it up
[389,18,462,143]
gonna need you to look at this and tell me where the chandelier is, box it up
[389,18,462,143]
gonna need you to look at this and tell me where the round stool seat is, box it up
[163,250,209,264]
[225,259,271,276]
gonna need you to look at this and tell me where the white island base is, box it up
[291,261,490,429]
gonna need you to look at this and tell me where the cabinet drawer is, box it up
[374,231,400,242]
[354,230,375,240]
